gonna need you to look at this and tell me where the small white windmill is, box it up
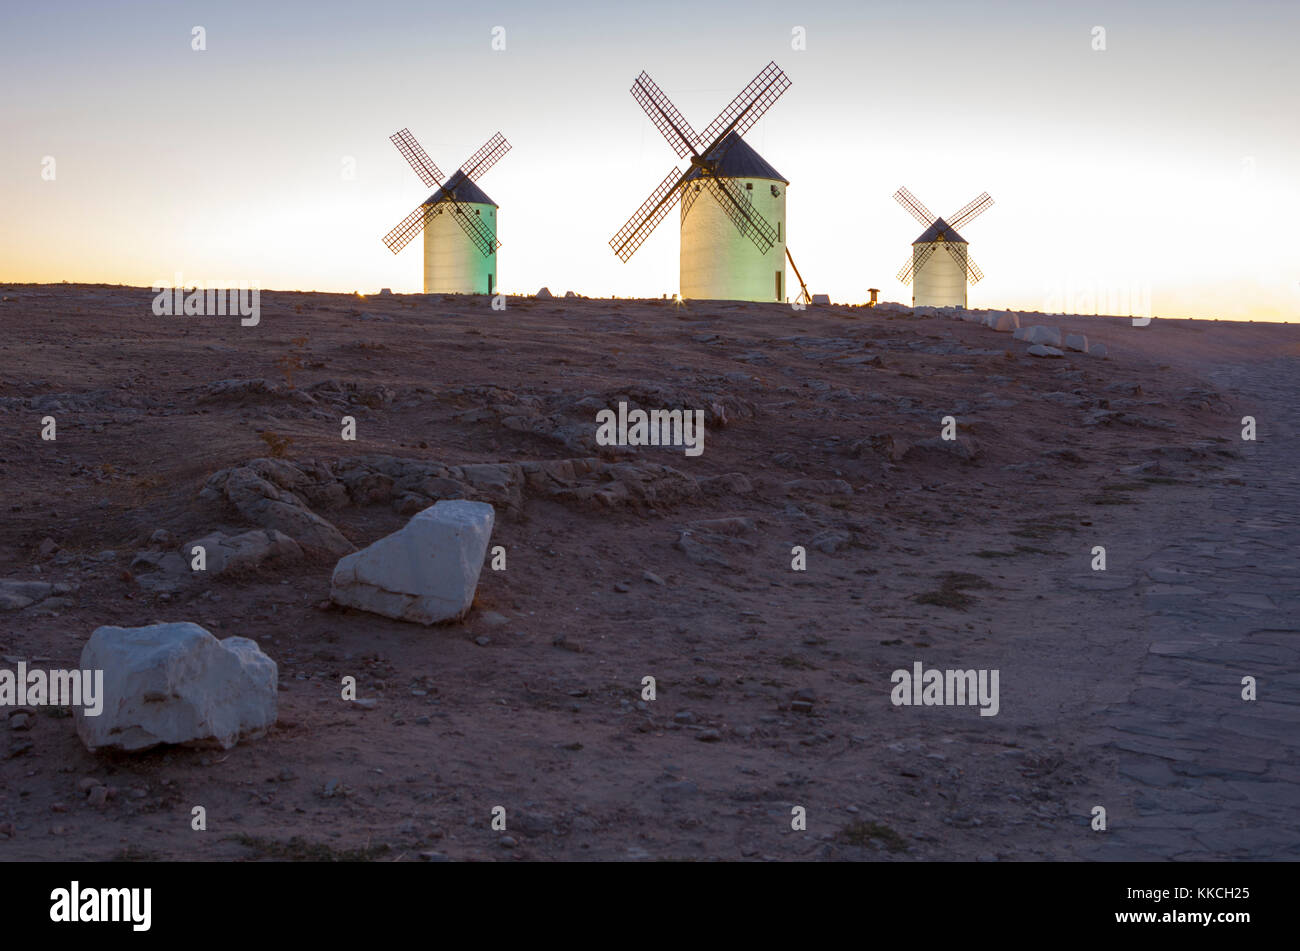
[383,129,511,295]
[894,187,994,308]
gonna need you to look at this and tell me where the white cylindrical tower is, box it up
[913,239,968,308]
[680,134,787,303]
[422,173,499,295]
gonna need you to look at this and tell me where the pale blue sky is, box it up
[2,0,1297,317]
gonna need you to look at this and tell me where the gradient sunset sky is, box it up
[2,0,1297,319]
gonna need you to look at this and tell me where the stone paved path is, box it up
[1087,356,1300,860]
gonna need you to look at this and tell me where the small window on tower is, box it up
[475,209,480,216]
[745,182,753,190]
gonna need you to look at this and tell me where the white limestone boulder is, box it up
[1027,344,1065,358]
[992,312,1020,332]
[811,294,831,305]
[1089,342,1109,358]
[329,500,495,625]
[76,622,277,752]
[535,287,553,299]
[1065,333,1089,352]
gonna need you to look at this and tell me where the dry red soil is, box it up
[0,284,1294,861]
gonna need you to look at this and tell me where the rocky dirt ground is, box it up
[0,284,1295,861]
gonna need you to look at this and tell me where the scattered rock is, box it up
[1064,333,1089,352]
[1027,345,1065,358]
[535,287,553,299]
[75,622,278,752]
[0,579,54,611]
[329,500,495,625]
[200,461,355,557]
[810,529,852,553]
[904,436,981,463]
[178,529,303,576]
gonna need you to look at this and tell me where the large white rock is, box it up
[1089,342,1109,359]
[992,312,1020,332]
[811,293,831,305]
[1064,333,1089,352]
[76,622,277,752]
[330,500,495,624]
[1027,344,1065,358]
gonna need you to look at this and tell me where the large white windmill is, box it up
[611,62,804,304]
[383,129,511,295]
[894,187,994,308]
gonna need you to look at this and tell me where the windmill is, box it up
[610,62,800,303]
[893,187,994,308]
[383,128,511,295]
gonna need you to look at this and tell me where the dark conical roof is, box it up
[683,132,788,184]
[913,216,967,244]
[426,169,497,207]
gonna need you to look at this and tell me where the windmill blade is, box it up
[382,202,431,254]
[680,180,705,221]
[698,61,791,154]
[389,128,444,189]
[947,192,994,232]
[937,243,984,284]
[941,242,967,275]
[896,255,916,284]
[631,71,699,159]
[702,174,778,254]
[443,197,501,257]
[458,132,511,182]
[610,166,690,262]
[893,187,936,229]
[896,243,939,283]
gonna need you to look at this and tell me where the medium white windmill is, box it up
[894,187,994,308]
[611,62,805,304]
[383,129,511,295]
